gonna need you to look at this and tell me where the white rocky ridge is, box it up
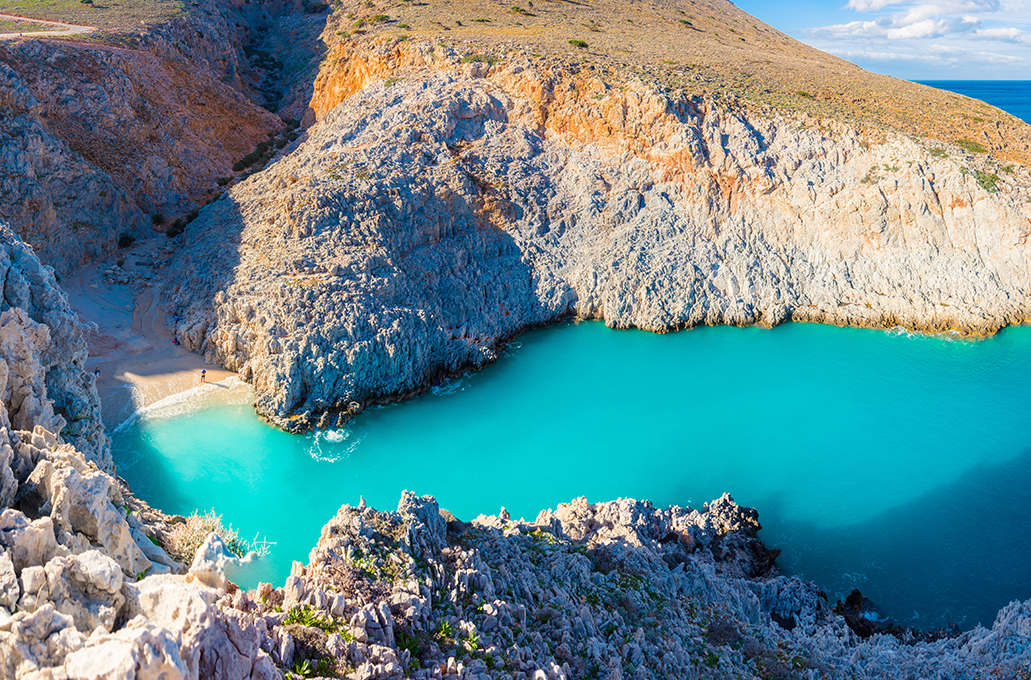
[166,62,1031,430]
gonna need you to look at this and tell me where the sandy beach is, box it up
[65,241,236,431]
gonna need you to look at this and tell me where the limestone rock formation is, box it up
[220,492,1031,679]
[167,62,1031,430]
[0,224,106,465]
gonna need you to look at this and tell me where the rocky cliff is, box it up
[0,0,286,273]
[167,53,1031,430]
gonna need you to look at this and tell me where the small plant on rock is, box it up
[569,39,588,48]
[284,604,350,636]
[164,509,250,563]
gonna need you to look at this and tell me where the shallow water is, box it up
[112,321,1031,630]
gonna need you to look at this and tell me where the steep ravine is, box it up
[0,0,318,273]
[5,0,1031,677]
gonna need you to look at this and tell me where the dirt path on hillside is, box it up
[65,245,235,431]
[0,12,95,39]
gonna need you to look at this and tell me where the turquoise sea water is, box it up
[112,321,1031,630]
[111,80,1031,631]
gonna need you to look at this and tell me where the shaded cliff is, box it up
[0,0,287,273]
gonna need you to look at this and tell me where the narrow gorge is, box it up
[0,0,1030,678]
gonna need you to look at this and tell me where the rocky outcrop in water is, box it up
[166,57,1031,430]
[210,492,1031,680]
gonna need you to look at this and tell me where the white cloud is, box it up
[806,15,983,39]
[791,0,1031,76]
[826,45,1024,66]
[846,0,906,11]
[970,26,1025,39]
[807,0,1029,42]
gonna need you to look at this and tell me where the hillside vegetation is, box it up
[314,0,1031,165]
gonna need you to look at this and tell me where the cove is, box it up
[111,321,1031,630]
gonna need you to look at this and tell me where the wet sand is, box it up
[65,246,235,430]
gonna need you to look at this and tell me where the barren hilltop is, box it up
[311,0,1031,163]
[2,1,1031,679]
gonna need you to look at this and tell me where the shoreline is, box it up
[65,246,236,432]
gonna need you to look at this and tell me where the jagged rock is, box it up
[17,551,125,634]
[188,533,235,589]
[126,574,273,680]
[61,617,188,680]
[1,514,67,573]
[0,225,107,466]
[0,551,18,610]
[25,448,150,577]
[0,604,85,678]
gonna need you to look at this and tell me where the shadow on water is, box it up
[766,448,1031,630]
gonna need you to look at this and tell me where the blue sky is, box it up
[734,0,1031,79]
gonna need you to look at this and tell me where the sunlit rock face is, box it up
[169,59,1031,430]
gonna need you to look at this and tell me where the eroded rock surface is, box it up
[168,63,1031,430]
[0,0,283,272]
[0,225,106,465]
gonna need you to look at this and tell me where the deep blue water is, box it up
[919,81,1031,123]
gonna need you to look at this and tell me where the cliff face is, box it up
[167,55,1031,429]
[0,224,107,466]
[0,1,283,273]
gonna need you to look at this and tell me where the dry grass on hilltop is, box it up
[324,0,1031,164]
[0,0,185,31]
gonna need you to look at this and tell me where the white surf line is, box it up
[111,376,253,434]
[0,12,96,39]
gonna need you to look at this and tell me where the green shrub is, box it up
[460,53,499,64]
[972,169,1000,192]
[956,138,987,154]
[283,604,350,635]
[117,233,135,249]
[568,39,588,48]
[216,176,231,186]
[164,509,252,561]
[151,213,165,225]
[304,1,329,13]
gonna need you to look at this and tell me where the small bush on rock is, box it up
[164,509,249,562]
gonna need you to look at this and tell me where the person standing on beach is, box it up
[200,369,206,383]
